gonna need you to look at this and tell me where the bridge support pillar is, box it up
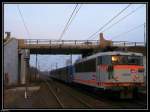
[19,49,30,85]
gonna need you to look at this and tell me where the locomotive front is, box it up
[110,54,144,87]
[102,52,145,98]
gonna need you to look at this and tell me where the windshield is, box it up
[111,55,143,65]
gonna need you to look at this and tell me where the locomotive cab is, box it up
[111,54,144,86]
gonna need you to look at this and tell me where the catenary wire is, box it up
[111,23,144,40]
[59,4,79,40]
[86,4,131,40]
[17,4,31,38]
[59,4,83,40]
[102,4,144,33]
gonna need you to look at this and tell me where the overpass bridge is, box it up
[18,39,146,55]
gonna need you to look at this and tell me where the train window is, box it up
[75,59,96,72]
[102,56,111,64]
[111,55,143,65]
[84,59,96,72]
[75,63,81,72]
[76,62,83,72]
[98,56,102,65]
[111,56,120,64]
[127,56,143,65]
[98,56,111,65]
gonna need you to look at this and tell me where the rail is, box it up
[43,79,65,108]
[47,79,93,108]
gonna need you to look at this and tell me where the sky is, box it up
[4,3,146,71]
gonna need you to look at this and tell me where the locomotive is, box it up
[50,51,144,98]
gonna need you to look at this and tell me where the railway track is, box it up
[43,79,65,108]
[39,75,147,109]
[49,78,147,109]
[28,82,62,108]
[44,78,93,108]
[71,84,147,109]
[48,79,93,108]
[46,78,113,109]
[47,80,92,108]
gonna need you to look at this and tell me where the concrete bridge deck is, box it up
[18,39,146,55]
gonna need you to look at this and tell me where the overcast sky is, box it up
[4,3,146,71]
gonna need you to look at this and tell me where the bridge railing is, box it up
[24,39,145,47]
[112,41,145,47]
[24,39,100,46]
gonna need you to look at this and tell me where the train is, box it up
[50,51,144,99]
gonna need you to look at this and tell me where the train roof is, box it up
[75,51,143,64]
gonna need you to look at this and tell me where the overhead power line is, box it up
[87,4,131,40]
[59,4,78,40]
[17,5,30,38]
[59,4,82,40]
[102,4,144,33]
[60,4,82,39]
[111,23,144,40]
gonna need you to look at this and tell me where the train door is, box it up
[96,56,102,87]
[97,55,111,87]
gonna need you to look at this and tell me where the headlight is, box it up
[112,56,118,61]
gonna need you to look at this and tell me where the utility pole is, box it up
[49,64,52,76]
[56,63,58,70]
[51,64,53,71]
[37,63,40,80]
[70,54,72,65]
[49,65,51,76]
[35,54,37,80]
[24,58,27,99]
[24,49,30,99]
